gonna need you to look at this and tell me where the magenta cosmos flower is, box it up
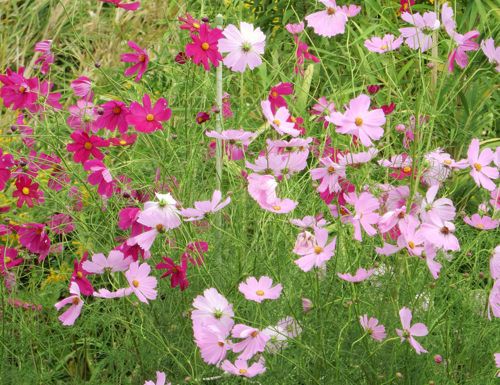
[395,307,428,354]
[0,67,38,110]
[17,223,50,261]
[70,76,92,99]
[191,288,234,329]
[0,246,23,274]
[359,315,386,341]
[95,100,130,133]
[121,41,149,82]
[55,282,84,326]
[205,129,256,160]
[125,261,158,304]
[34,40,54,75]
[337,267,375,283]
[12,175,44,208]
[268,82,293,112]
[66,130,108,164]
[185,24,223,71]
[466,138,498,191]
[261,100,300,137]
[144,371,170,385]
[127,94,172,133]
[328,94,386,147]
[218,22,266,72]
[232,324,270,360]
[84,159,114,197]
[180,190,231,221]
[221,358,266,378]
[239,276,282,303]
[364,34,403,53]
[294,227,336,272]
[101,0,140,11]
[156,257,189,291]
[305,1,350,37]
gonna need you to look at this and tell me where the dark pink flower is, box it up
[0,67,39,110]
[196,111,210,124]
[109,133,137,146]
[156,257,189,290]
[84,159,115,197]
[367,85,381,94]
[294,38,320,75]
[0,246,23,274]
[175,51,188,64]
[178,13,203,32]
[185,24,223,71]
[67,99,98,132]
[95,100,130,133]
[268,82,293,112]
[0,148,14,190]
[71,254,94,296]
[183,241,208,266]
[70,76,93,100]
[127,94,172,133]
[121,41,149,82]
[100,0,140,11]
[17,223,50,261]
[34,40,54,75]
[12,175,44,208]
[66,130,109,164]
[49,213,75,234]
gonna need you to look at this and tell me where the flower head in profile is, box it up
[463,214,498,230]
[34,40,54,74]
[218,22,266,72]
[239,276,282,303]
[84,159,114,198]
[180,190,231,221]
[120,41,149,81]
[261,100,301,137]
[359,315,386,341]
[55,282,84,326]
[395,307,428,354]
[185,24,223,71]
[82,250,131,274]
[127,94,172,133]
[100,0,140,11]
[125,261,158,304]
[144,371,170,385]
[221,358,266,378]
[247,173,298,214]
[364,34,403,53]
[338,267,375,283]
[466,138,498,191]
[481,38,500,72]
[399,11,440,52]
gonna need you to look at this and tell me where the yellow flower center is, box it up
[473,163,482,171]
[380,45,388,50]
[156,224,165,232]
[146,114,155,122]
[193,22,200,29]
[77,271,83,279]
[138,54,146,63]
[443,159,452,165]
[271,91,278,98]
[201,42,210,51]
[21,187,30,195]
[272,205,281,211]
[327,7,336,15]
[314,246,323,254]
[256,290,265,296]
[327,166,335,173]
[112,106,122,114]
[290,116,297,123]
[403,166,411,173]
[217,341,224,347]
[119,140,127,145]
[18,86,26,93]
[250,331,258,338]
[355,117,363,126]
[408,241,415,249]
[4,257,11,263]
[72,297,80,305]
[84,142,93,150]
[239,368,248,374]
[132,279,140,288]
[272,119,281,127]
[477,223,484,229]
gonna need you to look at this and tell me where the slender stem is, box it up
[214,14,224,194]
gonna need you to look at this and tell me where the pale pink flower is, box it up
[54,282,84,326]
[463,214,499,230]
[302,298,313,313]
[466,138,498,191]
[420,216,459,252]
[192,288,234,329]
[70,76,92,99]
[194,322,233,365]
[232,324,270,360]
[221,358,266,378]
[293,230,316,255]
[364,34,403,53]
[247,173,297,214]
[144,371,170,385]
[206,129,256,160]
[310,96,335,128]
[399,11,440,52]
[343,191,380,241]
[294,227,336,272]
[82,250,131,274]
[481,38,500,72]
[261,100,301,137]
[327,94,386,147]
[218,22,266,72]
[359,315,386,341]
[290,215,327,229]
[239,276,282,303]
[125,261,158,304]
[395,307,428,354]
[337,267,374,283]
[93,287,133,299]
[488,280,500,319]
[305,1,349,37]
[310,157,346,193]
[420,184,456,223]
[285,22,304,34]
[495,353,500,374]
[180,190,230,221]
[490,246,500,280]
[338,148,379,166]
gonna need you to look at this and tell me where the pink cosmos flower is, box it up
[34,40,54,74]
[338,267,375,283]
[218,22,266,72]
[144,371,170,385]
[261,100,300,137]
[310,97,335,128]
[327,94,386,147]
[192,288,234,328]
[66,130,108,164]
[286,22,304,34]
[55,282,84,326]
[463,214,499,230]
[364,34,404,53]
[396,307,428,354]
[95,100,130,133]
[82,250,131,274]
[194,322,232,365]
[12,175,44,208]
[180,190,231,221]
[17,223,50,261]
[305,1,349,37]
[399,11,440,52]
[232,324,270,360]
[343,191,380,241]
[247,173,298,214]
[491,246,500,280]
[127,94,172,133]
[101,0,140,11]
[67,99,98,132]
[294,37,320,75]
[495,353,500,376]
[125,261,158,304]
[359,315,386,341]
[48,213,75,234]
[185,24,223,71]
[156,257,189,291]
[448,31,480,72]
[205,129,256,160]
[178,13,202,33]
[70,76,92,99]
[0,67,38,110]
[294,227,336,272]
[121,41,149,82]
[71,255,94,296]
[466,138,498,191]
[420,184,456,223]
[420,216,459,252]
[481,38,500,72]
[311,157,346,194]
[268,82,293,112]
[246,151,307,178]
[84,159,114,197]
[93,287,133,299]
[221,358,266,378]
[0,148,14,190]
[239,276,282,303]
[489,280,500,319]
[0,246,23,274]
[290,215,327,229]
